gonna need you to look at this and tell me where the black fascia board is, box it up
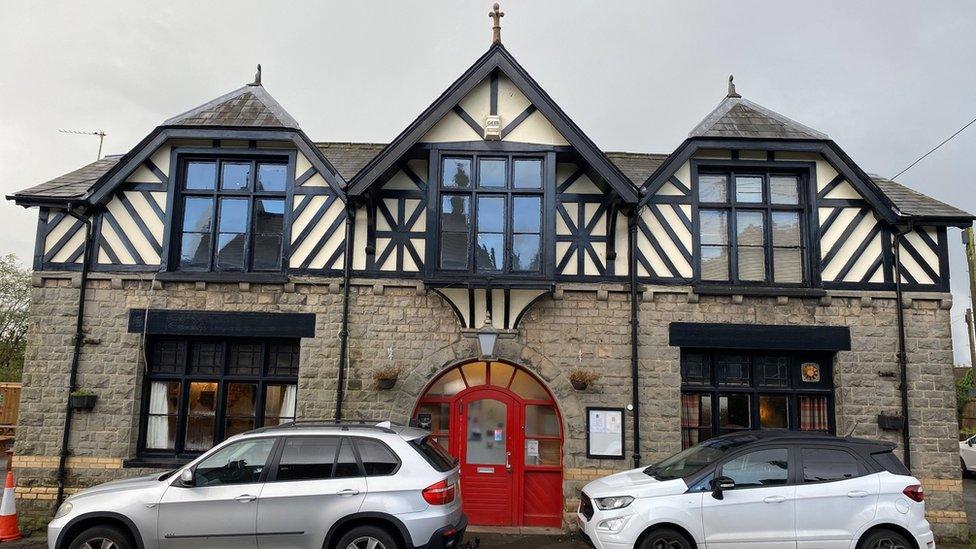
[347,45,637,203]
[128,308,316,339]
[669,321,851,352]
[84,126,347,206]
[639,137,900,224]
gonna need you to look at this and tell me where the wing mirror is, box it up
[968,439,974,447]
[711,476,735,500]
[179,468,195,487]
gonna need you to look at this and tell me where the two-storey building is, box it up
[7,9,974,538]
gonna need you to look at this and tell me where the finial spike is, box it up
[727,74,741,98]
[250,64,262,86]
[489,3,505,45]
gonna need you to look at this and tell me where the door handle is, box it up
[235,494,257,503]
[505,451,512,472]
[336,488,360,496]
[763,495,787,504]
[847,490,870,498]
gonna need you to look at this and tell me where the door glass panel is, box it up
[194,437,274,487]
[276,437,339,481]
[335,438,362,478]
[509,371,548,401]
[525,439,560,466]
[801,448,864,482]
[759,395,789,429]
[185,382,218,451]
[720,447,789,488]
[489,362,515,387]
[719,394,751,433]
[427,369,466,397]
[466,399,506,465]
[461,362,486,387]
[525,405,559,436]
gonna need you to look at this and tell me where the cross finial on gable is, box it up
[250,64,262,87]
[489,3,505,45]
[727,74,741,98]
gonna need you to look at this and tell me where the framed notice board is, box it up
[586,407,625,459]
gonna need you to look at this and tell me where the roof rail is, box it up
[247,419,402,435]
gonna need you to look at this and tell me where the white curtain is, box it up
[146,382,171,449]
[282,385,297,421]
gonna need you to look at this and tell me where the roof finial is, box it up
[489,3,505,45]
[727,74,741,98]
[250,64,262,86]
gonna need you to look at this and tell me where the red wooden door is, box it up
[455,389,517,526]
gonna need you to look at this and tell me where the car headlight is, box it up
[597,516,630,532]
[593,495,634,510]
[54,501,73,519]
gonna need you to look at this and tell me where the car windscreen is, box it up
[410,436,457,472]
[645,437,750,480]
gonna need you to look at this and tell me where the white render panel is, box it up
[821,212,877,281]
[353,205,368,270]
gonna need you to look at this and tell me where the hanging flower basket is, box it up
[373,365,402,390]
[569,369,599,391]
[69,391,97,411]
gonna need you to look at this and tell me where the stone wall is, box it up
[13,273,966,540]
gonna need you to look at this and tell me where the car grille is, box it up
[579,492,594,521]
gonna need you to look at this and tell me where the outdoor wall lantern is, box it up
[477,314,498,358]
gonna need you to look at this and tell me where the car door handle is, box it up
[847,490,870,498]
[336,488,360,496]
[763,495,787,503]
[235,494,257,503]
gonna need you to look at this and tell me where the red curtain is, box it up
[799,396,828,431]
[681,393,701,448]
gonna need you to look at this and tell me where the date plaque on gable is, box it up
[484,115,502,140]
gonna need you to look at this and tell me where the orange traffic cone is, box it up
[0,469,20,542]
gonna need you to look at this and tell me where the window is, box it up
[141,337,298,458]
[680,350,833,448]
[193,438,275,487]
[176,158,288,272]
[801,448,865,482]
[437,154,544,275]
[354,438,399,476]
[720,448,789,488]
[276,437,340,481]
[697,170,806,285]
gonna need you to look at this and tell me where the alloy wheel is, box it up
[651,537,685,549]
[347,536,387,549]
[80,539,118,549]
[873,538,907,549]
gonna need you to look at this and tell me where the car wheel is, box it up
[639,528,692,549]
[337,525,400,549]
[858,528,912,549]
[67,525,132,549]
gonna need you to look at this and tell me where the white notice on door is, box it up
[527,439,539,457]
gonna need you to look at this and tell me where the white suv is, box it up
[49,421,465,549]
[579,431,933,549]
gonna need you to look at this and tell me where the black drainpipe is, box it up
[55,205,93,510]
[335,202,355,422]
[628,208,642,467]
[892,223,913,469]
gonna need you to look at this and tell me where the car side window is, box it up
[355,438,399,476]
[801,447,865,483]
[720,447,789,488]
[194,438,275,487]
[334,438,362,478]
[276,437,340,481]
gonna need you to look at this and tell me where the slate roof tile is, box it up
[690,97,828,140]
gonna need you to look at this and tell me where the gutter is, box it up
[55,203,94,510]
[628,208,642,467]
[891,223,913,470]
[334,202,355,421]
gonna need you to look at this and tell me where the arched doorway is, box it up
[413,360,563,527]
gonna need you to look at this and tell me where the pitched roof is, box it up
[690,96,828,140]
[12,155,123,202]
[163,83,300,129]
[870,175,973,221]
[315,142,387,181]
[604,152,669,187]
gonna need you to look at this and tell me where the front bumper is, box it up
[577,510,635,549]
[417,513,467,549]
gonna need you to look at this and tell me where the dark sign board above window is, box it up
[128,309,316,339]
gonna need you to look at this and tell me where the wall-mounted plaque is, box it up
[587,407,625,459]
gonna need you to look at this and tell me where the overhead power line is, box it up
[891,115,976,180]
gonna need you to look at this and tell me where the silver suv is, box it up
[48,421,466,549]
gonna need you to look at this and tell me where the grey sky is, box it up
[2,1,974,362]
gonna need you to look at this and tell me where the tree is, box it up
[0,255,30,382]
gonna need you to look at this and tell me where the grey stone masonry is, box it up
[12,273,967,540]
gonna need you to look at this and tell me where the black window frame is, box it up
[170,152,293,274]
[680,349,835,446]
[429,149,554,280]
[691,160,818,288]
[138,335,299,460]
